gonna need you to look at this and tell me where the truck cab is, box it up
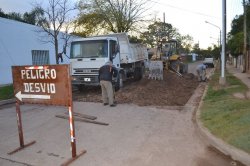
[70,33,148,91]
[70,37,120,90]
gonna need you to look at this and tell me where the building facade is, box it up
[0,17,76,85]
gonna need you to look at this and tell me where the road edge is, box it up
[195,84,250,166]
[0,98,15,106]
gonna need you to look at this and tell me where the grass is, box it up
[200,66,250,154]
[0,85,14,100]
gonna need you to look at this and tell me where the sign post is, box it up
[15,100,24,147]
[10,65,85,164]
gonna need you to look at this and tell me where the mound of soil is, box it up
[73,71,199,106]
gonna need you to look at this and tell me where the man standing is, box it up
[196,64,207,82]
[98,61,118,107]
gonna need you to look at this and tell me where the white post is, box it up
[219,0,226,85]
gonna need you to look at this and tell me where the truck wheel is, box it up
[134,67,143,81]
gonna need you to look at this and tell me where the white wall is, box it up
[0,17,75,85]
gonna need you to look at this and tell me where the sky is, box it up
[0,0,244,49]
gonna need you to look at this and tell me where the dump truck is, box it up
[69,33,148,91]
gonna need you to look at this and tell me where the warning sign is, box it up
[12,65,72,106]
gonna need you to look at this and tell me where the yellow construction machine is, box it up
[160,39,187,74]
[147,39,187,80]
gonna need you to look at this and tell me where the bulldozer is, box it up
[161,39,184,73]
[147,39,187,80]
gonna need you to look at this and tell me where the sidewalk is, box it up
[196,64,250,166]
[227,64,250,89]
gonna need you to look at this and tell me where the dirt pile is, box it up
[73,71,199,106]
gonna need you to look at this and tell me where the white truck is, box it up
[69,33,148,91]
[203,57,215,68]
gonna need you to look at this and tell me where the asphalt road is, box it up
[0,62,244,166]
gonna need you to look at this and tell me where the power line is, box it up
[226,0,244,31]
[148,0,219,19]
[227,0,243,19]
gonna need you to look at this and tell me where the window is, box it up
[110,40,118,57]
[70,40,108,58]
[31,50,50,65]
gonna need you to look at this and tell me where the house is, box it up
[0,17,76,85]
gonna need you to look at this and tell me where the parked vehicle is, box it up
[70,33,148,91]
[203,58,215,68]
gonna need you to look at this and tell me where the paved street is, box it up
[0,62,244,166]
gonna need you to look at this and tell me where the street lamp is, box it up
[205,20,225,85]
[205,21,221,50]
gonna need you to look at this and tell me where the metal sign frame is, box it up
[10,65,85,165]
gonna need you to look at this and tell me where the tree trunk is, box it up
[55,38,59,64]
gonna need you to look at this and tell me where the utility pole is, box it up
[243,0,247,73]
[219,0,226,85]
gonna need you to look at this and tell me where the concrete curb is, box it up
[0,98,15,106]
[195,85,250,166]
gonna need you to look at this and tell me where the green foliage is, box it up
[230,15,244,36]
[200,69,250,153]
[228,3,250,57]
[0,8,8,18]
[23,7,44,25]
[77,12,107,36]
[8,12,23,22]
[178,34,194,54]
[227,32,244,56]
[0,7,44,25]
[140,21,176,47]
[192,43,200,54]
[128,35,143,43]
[210,45,220,60]
[77,0,149,35]
[140,21,182,48]
[230,3,250,36]
[0,85,14,100]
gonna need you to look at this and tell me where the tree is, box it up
[128,35,143,43]
[35,0,76,64]
[8,12,23,22]
[140,21,178,47]
[228,3,250,58]
[230,15,243,36]
[177,34,193,54]
[0,8,8,18]
[192,43,200,53]
[23,7,44,25]
[228,32,244,56]
[76,0,149,36]
[210,44,220,60]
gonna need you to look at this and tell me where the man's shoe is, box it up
[110,104,116,107]
[103,103,108,106]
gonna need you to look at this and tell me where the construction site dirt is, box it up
[73,71,199,107]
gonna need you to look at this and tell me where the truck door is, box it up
[110,40,120,68]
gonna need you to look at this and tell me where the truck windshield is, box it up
[70,40,108,58]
